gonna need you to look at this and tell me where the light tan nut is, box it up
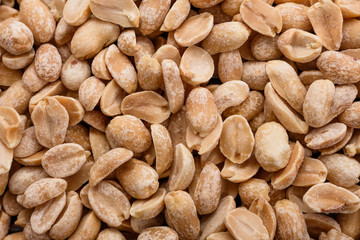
[299,70,325,85]
[30,192,66,234]
[174,13,213,47]
[96,228,125,240]
[68,211,101,240]
[319,154,360,187]
[238,178,270,207]
[168,107,187,148]
[150,124,173,175]
[23,222,51,240]
[293,157,328,187]
[53,96,85,127]
[271,141,305,190]
[106,115,151,154]
[2,49,33,72]
[64,157,93,192]
[88,127,110,161]
[61,55,91,91]
[63,0,90,26]
[0,211,10,240]
[71,19,120,60]
[275,199,310,240]
[0,80,34,115]
[330,84,358,117]
[0,5,18,22]
[79,184,91,209]
[49,191,83,240]
[339,102,360,128]
[90,0,139,28]
[54,18,77,45]
[320,126,353,155]
[117,30,139,57]
[2,190,24,216]
[138,226,179,240]
[100,79,126,116]
[226,207,269,240]
[137,55,163,91]
[249,198,276,240]
[304,213,341,239]
[190,0,223,8]
[31,97,69,148]
[317,51,360,84]
[305,123,347,150]
[153,44,181,66]
[254,122,291,172]
[342,48,360,59]
[130,188,166,219]
[186,87,217,137]
[340,19,360,50]
[84,110,111,133]
[276,3,312,32]
[221,0,242,16]
[241,61,269,91]
[218,50,242,83]
[78,76,105,111]
[285,186,313,213]
[19,0,55,43]
[337,209,360,240]
[17,178,67,208]
[202,21,251,55]
[240,0,281,37]
[105,44,137,94]
[134,36,155,67]
[88,180,130,227]
[34,44,61,83]
[0,62,23,87]
[319,229,353,240]
[138,0,171,35]
[165,190,200,240]
[89,148,133,186]
[303,80,335,128]
[116,158,159,199]
[221,156,259,183]
[336,0,360,18]
[91,48,112,81]
[168,143,195,191]
[303,182,360,214]
[160,0,190,32]
[58,44,72,63]
[308,0,343,50]
[8,166,48,195]
[3,232,26,240]
[207,232,235,240]
[220,115,254,164]
[14,149,47,166]
[0,106,24,149]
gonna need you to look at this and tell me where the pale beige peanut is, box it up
[61,55,91,91]
[238,178,270,207]
[275,2,312,32]
[319,229,354,240]
[19,0,55,43]
[8,166,48,195]
[207,232,235,240]
[22,62,48,93]
[54,18,77,45]
[241,61,269,91]
[68,211,101,240]
[218,50,242,83]
[305,123,347,150]
[220,156,259,183]
[2,48,34,70]
[190,0,223,8]
[160,0,190,32]
[0,19,33,55]
[63,0,90,26]
[330,84,358,117]
[202,21,251,55]
[58,44,72,63]
[64,157,93,192]
[304,213,341,238]
[117,30,139,57]
[130,188,166,219]
[71,19,120,60]
[0,80,33,115]
[0,106,24,149]
[338,209,360,240]
[23,222,51,240]
[0,62,22,87]
[89,148,133,186]
[303,183,360,214]
[138,226,179,240]
[320,126,353,155]
[299,70,325,85]
[134,36,155,67]
[226,207,269,240]
[251,34,282,62]
[3,232,26,240]
[293,157,328,187]
[30,192,66,234]
[17,178,67,208]
[275,199,310,240]
[14,149,47,166]
[335,0,360,18]
[249,198,276,240]
[254,122,291,172]
[137,55,163,91]
[165,190,200,240]
[340,19,360,50]
[153,44,181,66]
[2,191,24,216]
[116,159,159,199]
[0,5,18,21]
[91,48,112,81]
[88,127,109,161]
[0,211,10,240]
[100,80,126,116]
[78,76,105,111]
[308,0,343,50]
[97,228,126,240]
[52,96,85,127]
[168,107,187,148]
[221,0,242,16]
[150,124,173,175]
[138,0,171,35]
[34,44,62,82]
[339,102,360,128]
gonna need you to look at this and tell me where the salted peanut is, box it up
[238,178,270,207]
[8,166,48,195]
[198,5,233,24]
[34,44,61,83]
[88,181,130,227]
[319,229,353,240]
[0,62,22,87]
[89,51,110,82]
[202,22,251,55]
[305,123,346,150]
[57,44,72,64]
[153,45,181,67]
[100,80,125,116]
[221,0,242,16]
[29,81,67,114]
[54,18,77,45]
[116,159,159,199]
[254,122,291,172]
[339,102,360,128]
[96,228,126,240]
[87,128,109,162]
[251,35,281,62]
[226,207,269,240]
[276,3,312,32]
[342,48,360,59]
[0,80,33,115]
[319,154,360,187]
[335,0,359,18]
[105,44,137,94]
[240,0,281,37]
[0,5,18,21]
[79,184,91,209]
[14,149,47,166]
[308,0,342,50]
[23,222,51,240]
[3,232,26,240]
[53,96,85,127]
[17,178,67,208]
[130,188,166,219]
[0,106,24,148]
[275,199,310,240]
[71,19,120,60]
[31,97,69,148]
[134,36,155,67]
[138,0,171,35]
[116,31,138,57]
[165,190,200,240]
[78,77,105,111]
[83,110,108,132]
[0,211,10,239]
[137,55,163,91]
[64,157,93,191]
[63,0,90,26]
[271,141,304,190]
[248,198,276,240]
[2,191,24,216]
[138,226,178,240]
[331,85,358,119]
[304,213,341,238]
[221,156,259,183]
[150,124,173,175]
[61,55,91,91]
[2,48,34,70]
[173,13,213,47]
[160,0,190,32]
[303,80,335,128]
[292,157,327,187]
[68,211,101,240]
[304,183,360,214]
[207,232,235,240]
[241,61,269,90]
[299,70,325,85]
[341,19,360,50]
[217,50,242,83]
[320,127,353,155]
[89,148,133,186]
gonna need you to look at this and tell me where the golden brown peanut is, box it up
[34,44,62,82]
[240,0,282,37]
[2,48,34,70]
[71,19,120,60]
[31,97,69,148]
[64,158,93,192]
[207,232,235,240]
[116,159,159,199]
[221,0,242,16]
[68,211,101,240]
[88,180,131,227]
[254,122,291,172]
[226,207,269,240]
[202,22,251,55]
[0,211,10,240]
[0,80,33,115]
[275,199,310,240]
[308,0,343,50]
[0,172,9,196]
[90,0,139,28]
[299,70,325,85]
[17,178,67,208]
[238,178,270,207]
[160,0,190,32]
[137,55,163,91]
[293,157,328,187]
[304,213,341,239]
[241,61,269,90]
[165,190,200,240]
[3,232,26,240]
[251,34,282,62]
[305,123,347,150]
[8,166,48,195]
[61,55,91,91]
[89,148,133,186]
[138,226,179,240]
[198,5,233,24]
[0,5,18,21]
[276,3,312,32]
[134,36,155,67]
[130,188,166,219]
[339,102,360,128]
[78,76,105,111]
[218,50,242,83]
[317,51,360,84]
[303,183,360,214]
[106,115,151,154]
[100,80,126,116]
[0,106,24,149]
[138,0,171,35]
[319,229,353,240]
[2,191,24,216]
[53,96,85,127]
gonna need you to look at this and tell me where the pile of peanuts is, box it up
[0,0,360,239]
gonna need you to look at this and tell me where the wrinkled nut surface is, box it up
[34,43,62,82]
